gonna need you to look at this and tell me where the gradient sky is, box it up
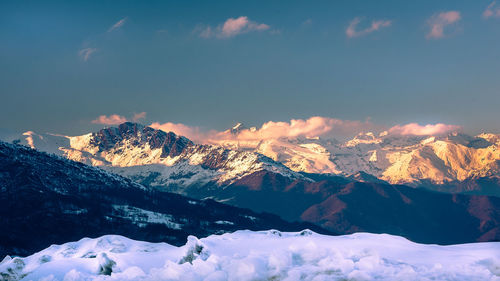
[1,0,500,136]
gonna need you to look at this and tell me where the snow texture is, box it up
[2,230,500,281]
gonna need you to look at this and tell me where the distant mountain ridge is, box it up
[216,125,500,185]
[8,122,500,188]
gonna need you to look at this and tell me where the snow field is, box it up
[1,230,500,281]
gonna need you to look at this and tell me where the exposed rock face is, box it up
[89,122,193,158]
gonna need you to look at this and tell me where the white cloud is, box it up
[346,17,392,38]
[426,11,461,39]
[78,48,97,62]
[108,17,127,32]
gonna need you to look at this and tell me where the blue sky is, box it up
[1,0,499,136]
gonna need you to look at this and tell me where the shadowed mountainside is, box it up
[175,170,500,245]
[0,141,329,258]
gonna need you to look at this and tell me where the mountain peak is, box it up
[232,122,243,130]
[229,122,246,135]
[91,122,193,158]
[344,132,382,147]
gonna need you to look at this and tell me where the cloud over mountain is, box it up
[91,114,128,125]
[150,121,205,141]
[92,112,148,126]
[150,117,464,143]
[220,117,374,140]
[150,117,379,144]
[388,123,461,136]
[132,112,147,122]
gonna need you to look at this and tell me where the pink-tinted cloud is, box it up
[221,16,269,37]
[222,16,251,37]
[346,17,392,38]
[132,112,147,122]
[483,2,500,19]
[426,11,461,39]
[151,117,379,144]
[92,114,128,125]
[230,117,371,140]
[108,17,127,32]
[150,118,464,144]
[388,123,461,136]
[78,48,97,62]
[150,122,206,141]
[198,16,270,38]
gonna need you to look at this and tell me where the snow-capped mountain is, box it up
[3,231,500,281]
[3,129,500,250]
[0,141,327,258]
[217,126,500,185]
[8,122,500,187]
[6,123,305,192]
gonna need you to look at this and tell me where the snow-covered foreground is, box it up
[2,230,500,281]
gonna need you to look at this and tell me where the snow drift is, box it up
[2,230,500,281]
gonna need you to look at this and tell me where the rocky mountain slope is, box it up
[0,141,327,258]
[7,123,304,191]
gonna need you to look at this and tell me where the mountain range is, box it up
[215,126,500,186]
[10,123,302,189]
[6,122,500,193]
[3,122,500,245]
